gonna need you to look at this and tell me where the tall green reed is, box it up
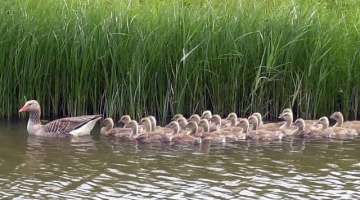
[0,0,360,122]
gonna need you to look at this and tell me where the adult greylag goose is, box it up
[330,112,360,133]
[245,116,284,141]
[293,118,329,139]
[19,100,102,137]
[317,116,357,139]
[166,121,201,145]
[127,120,171,144]
[101,118,138,140]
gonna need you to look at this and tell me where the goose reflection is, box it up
[23,135,98,175]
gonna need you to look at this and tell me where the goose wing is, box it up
[44,115,102,135]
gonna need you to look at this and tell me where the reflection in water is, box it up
[0,122,359,199]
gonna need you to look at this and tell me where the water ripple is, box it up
[0,128,360,199]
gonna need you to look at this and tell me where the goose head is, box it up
[248,115,259,130]
[281,108,293,114]
[317,116,329,129]
[278,112,293,127]
[185,121,199,136]
[140,117,152,132]
[238,118,249,133]
[165,121,180,135]
[210,114,222,127]
[100,118,115,135]
[198,119,210,132]
[226,112,238,126]
[19,100,41,113]
[177,117,188,129]
[101,118,114,129]
[251,112,263,126]
[125,120,139,136]
[189,114,201,124]
[148,116,157,131]
[118,115,131,126]
[201,110,212,120]
[294,118,305,131]
[330,112,344,127]
[172,114,184,121]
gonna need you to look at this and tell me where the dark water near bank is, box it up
[0,122,360,199]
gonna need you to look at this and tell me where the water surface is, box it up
[0,121,359,199]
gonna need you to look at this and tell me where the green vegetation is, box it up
[1,0,360,121]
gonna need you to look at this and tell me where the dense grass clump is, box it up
[1,0,360,122]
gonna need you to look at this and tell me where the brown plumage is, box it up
[135,118,171,144]
[242,117,284,141]
[330,112,360,134]
[317,116,358,139]
[167,121,201,145]
[293,118,329,139]
[101,118,139,140]
[19,100,101,137]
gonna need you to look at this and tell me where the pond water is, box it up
[0,121,360,199]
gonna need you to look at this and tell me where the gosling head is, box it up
[317,116,329,129]
[185,121,199,135]
[148,116,157,131]
[101,118,115,129]
[140,117,152,132]
[125,120,139,136]
[251,112,263,125]
[226,112,238,120]
[238,118,250,132]
[294,118,305,130]
[278,112,293,122]
[281,108,293,114]
[201,110,212,120]
[118,115,131,126]
[100,118,115,136]
[248,115,259,129]
[177,117,188,129]
[210,114,222,126]
[189,114,201,124]
[226,112,238,126]
[172,114,184,121]
[19,100,41,113]
[198,119,210,132]
[165,121,180,135]
[330,112,344,127]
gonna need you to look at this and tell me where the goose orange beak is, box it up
[18,105,27,113]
